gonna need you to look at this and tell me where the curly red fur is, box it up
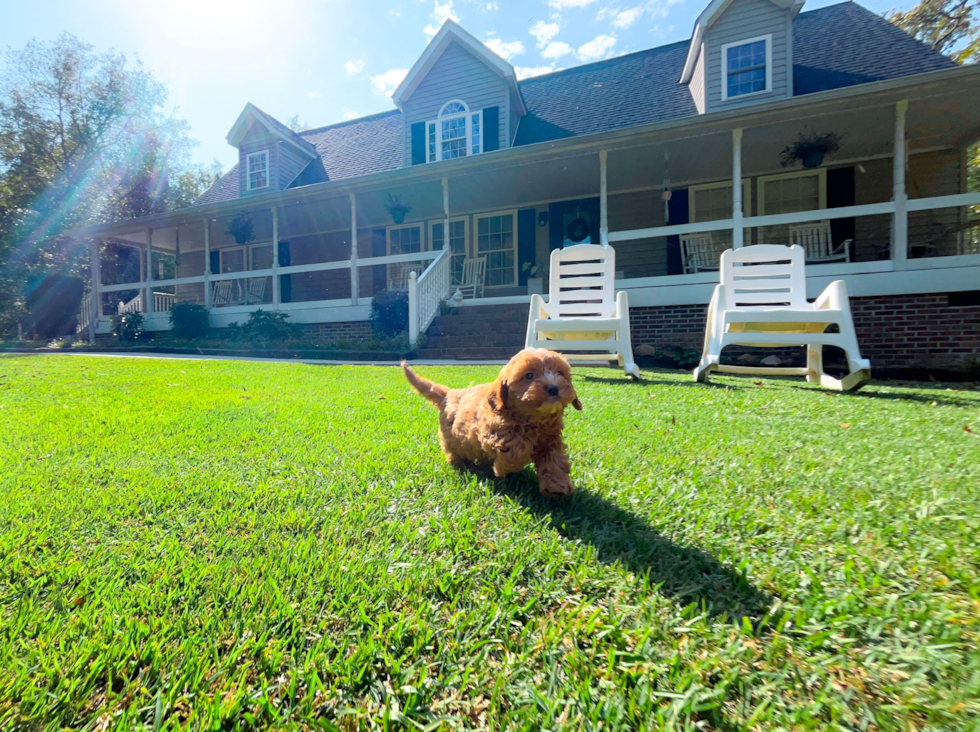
[401,349,582,496]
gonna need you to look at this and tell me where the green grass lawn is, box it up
[1,355,978,731]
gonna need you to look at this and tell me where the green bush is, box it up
[370,289,409,338]
[169,302,210,339]
[231,310,300,346]
[111,312,144,342]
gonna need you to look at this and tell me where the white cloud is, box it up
[611,6,643,27]
[389,8,401,16]
[483,1,499,9]
[344,59,364,75]
[529,20,560,48]
[307,91,323,98]
[515,65,555,79]
[541,41,572,59]
[342,108,360,121]
[484,37,526,60]
[576,34,617,60]
[425,0,459,38]
[370,68,408,97]
[548,0,597,8]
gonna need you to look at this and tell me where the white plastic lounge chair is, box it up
[693,244,870,391]
[681,232,727,274]
[789,220,851,263]
[455,257,486,299]
[525,242,640,379]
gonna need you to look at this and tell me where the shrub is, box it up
[111,312,144,342]
[234,310,300,346]
[370,289,409,338]
[169,302,210,339]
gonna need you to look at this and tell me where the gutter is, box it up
[75,64,980,240]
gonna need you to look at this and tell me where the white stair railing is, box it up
[408,248,451,346]
[154,292,176,312]
[78,294,92,333]
[117,293,143,314]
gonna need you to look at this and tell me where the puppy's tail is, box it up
[401,361,449,406]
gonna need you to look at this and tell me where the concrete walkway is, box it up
[3,350,509,367]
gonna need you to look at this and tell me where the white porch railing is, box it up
[408,248,452,346]
[118,294,142,314]
[78,294,92,333]
[154,292,176,312]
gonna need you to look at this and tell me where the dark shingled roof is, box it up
[197,2,955,206]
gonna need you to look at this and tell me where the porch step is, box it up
[416,304,528,360]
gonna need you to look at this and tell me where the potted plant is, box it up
[384,194,412,224]
[522,261,548,295]
[225,214,255,244]
[779,130,843,169]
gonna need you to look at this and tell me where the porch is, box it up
[78,67,980,359]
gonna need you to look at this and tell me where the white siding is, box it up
[689,48,706,115]
[703,0,792,113]
[239,124,280,197]
[401,41,509,166]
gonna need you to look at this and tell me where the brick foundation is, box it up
[293,321,373,342]
[629,291,980,374]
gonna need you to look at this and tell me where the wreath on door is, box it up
[565,217,590,243]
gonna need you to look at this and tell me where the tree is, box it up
[166,160,225,210]
[889,0,979,63]
[0,34,202,334]
[286,114,309,132]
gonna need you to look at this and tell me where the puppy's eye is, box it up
[525,372,534,380]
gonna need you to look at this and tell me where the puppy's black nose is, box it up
[547,385,559,397]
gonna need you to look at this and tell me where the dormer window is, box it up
[427,101,482,162]
[721,35,771,100]
[246,150,269,191]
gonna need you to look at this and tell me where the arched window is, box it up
[426,100,482,163]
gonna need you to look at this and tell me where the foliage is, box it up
[286,114,310,133]
[224,214,255,245]
[647,345,700,370]
[0,34,202,336]
[384,193,412,223]
[229,309,299,345]
[370,288,409,338]
[521,260,548,278]
[1,357,979,728]
[168,302,210,340]
[110,311,143,342]
[779,130,843,168]
[165,161,225,211]
[889,0,979,63]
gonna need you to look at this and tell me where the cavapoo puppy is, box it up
[401,349,582,496]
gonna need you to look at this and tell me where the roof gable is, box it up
[226,103,318,159]
[392,19,526,115]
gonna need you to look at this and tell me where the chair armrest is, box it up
[814,279,850,311]
[528,293,550,321]
[614,289,630,317]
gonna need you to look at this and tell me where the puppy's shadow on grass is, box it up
[464,466,774,621]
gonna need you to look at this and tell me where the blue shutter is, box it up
[411,122,426,165]
[482,107,499,152]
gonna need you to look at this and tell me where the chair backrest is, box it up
[789,221,834,260]
[720,244,808,310]
[460,257,486,285]
[547,243,616,318]
[388,263,414,291]
[249,277,267,299]
[213,280,232,304]
[681,233,724,272]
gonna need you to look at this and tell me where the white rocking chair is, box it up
[681,232,727,274]
[211,280,233,307]
[693,244,871,391]
[455,257,486,299]
[789,220,851,263]
[525,242,640,379]
[242,277,267,305]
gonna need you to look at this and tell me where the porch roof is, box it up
[79,61,980,241]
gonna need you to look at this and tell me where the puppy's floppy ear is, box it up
[572,395,583,411]
[488,378,509,412]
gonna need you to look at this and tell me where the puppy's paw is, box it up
[538,474,575,497]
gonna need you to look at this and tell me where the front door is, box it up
[548,197,601,252]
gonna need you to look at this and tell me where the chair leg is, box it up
[806,343,823,384]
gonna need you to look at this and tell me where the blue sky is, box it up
[1,0,913,171]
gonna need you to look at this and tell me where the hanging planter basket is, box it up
[384,194,412,225]
[780,130,843,169]
[225,214,255,244]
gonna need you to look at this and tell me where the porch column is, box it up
[145,228,154,314]
[349,193,359,305]
[732,128,744,249]
[203,218,211,309]
[88,239,100,342]
[892,100,909,267]
[271,206,280,309]
[599,150,608,243]
[442,176,450,254]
